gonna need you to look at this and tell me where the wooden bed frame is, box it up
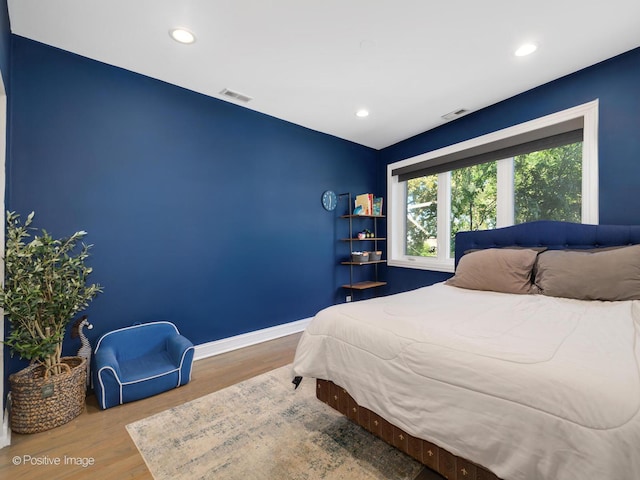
[313,221,640,480]
[316,379,500,480]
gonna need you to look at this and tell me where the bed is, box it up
[292,220,640,480]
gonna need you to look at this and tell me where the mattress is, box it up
[292,283,640,480]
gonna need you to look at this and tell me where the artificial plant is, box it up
[0,211,103,375]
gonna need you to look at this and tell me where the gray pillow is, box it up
[534,245,640,301]
[446,248,539,294]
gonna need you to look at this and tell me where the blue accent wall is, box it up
[5,36,378,375]
[380,46,640,293]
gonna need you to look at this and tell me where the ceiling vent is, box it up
[219,88,253,103]
[441,108,470,121]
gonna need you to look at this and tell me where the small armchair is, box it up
[93,321,195,409]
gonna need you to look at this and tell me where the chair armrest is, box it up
[93,346,125,409]
[93,346,122,379]
[166,334,194,366]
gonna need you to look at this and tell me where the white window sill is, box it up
[388,258,455,273]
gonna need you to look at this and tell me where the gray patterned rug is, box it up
[126,365,428,480]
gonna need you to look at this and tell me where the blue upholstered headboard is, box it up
[454,221,640,267]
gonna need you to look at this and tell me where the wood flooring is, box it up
[0,332,302,480]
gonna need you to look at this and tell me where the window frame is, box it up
[387,100,599,273]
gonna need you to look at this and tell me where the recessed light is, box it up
[515,43,537,57]
[355,109,370,118]
[169,28,196,45]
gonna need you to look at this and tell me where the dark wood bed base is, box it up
[316,379,501,480]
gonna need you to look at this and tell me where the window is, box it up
[387,101,598,272]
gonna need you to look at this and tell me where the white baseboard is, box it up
[193,318,311,362]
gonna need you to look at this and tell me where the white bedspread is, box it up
[292,283,640,480]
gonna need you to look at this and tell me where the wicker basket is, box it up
[9,356,87,434]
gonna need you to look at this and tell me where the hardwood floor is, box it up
[0,332,302,480]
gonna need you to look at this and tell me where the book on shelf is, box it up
[372,197,383,216]
[355,193,373,215]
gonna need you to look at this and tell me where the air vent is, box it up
[219,88,253,103]
[441,108,470,121]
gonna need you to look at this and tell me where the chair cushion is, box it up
[119,351,177,383]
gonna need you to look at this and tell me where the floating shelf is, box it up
[341,260,386,266]
[342,281,387,290]
[340,238,386,242]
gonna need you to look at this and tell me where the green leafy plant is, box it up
[0,211,103,375]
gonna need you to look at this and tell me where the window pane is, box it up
[450,162,498,255]
[406,175,438,257]
[514,142,582,223]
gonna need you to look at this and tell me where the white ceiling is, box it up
[7,1,640,149]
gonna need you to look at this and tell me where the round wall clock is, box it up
[321,190,337,211]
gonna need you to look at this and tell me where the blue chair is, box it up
[92,321,195,409]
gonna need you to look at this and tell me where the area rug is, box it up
[126,365,426,480]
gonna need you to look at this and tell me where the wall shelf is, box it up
[341,281,387,290]
[338,193,387,297]
[340,238,386,242]
[341,260,386,265]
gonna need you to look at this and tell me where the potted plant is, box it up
[0,211,103,433]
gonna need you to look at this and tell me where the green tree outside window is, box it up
[405,142,582,258]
